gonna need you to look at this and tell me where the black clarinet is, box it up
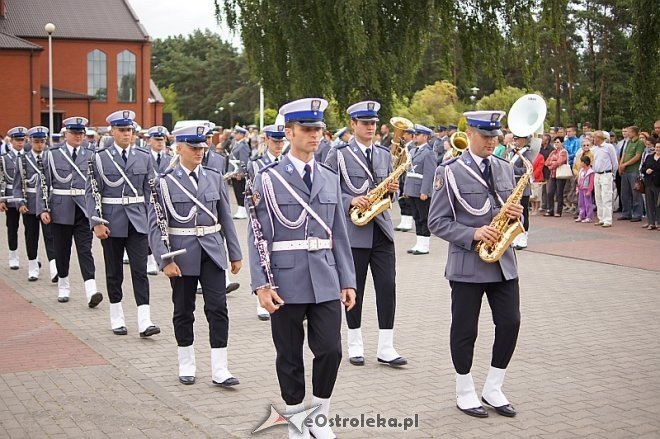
[36,155,50,212]
[148,177,186,260]
[244,165,277,290]
[19,153,29,204]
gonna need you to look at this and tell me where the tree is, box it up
[393,81,461,127]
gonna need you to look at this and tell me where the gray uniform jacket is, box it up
[1,151,22,208]
[507,146,532,197]
[247,155,357,304]
[84,145,153,237]
[247,153,276,181]
[150,150,171,175]
[12,151,47,213]
[203,149,227,174]
[36,143,94,224]
[324,139,395,248]
[428,150,518,283]
[403,143,436,198]
[314,138,332,163]
[148,165,242,276]
[229,140,250,177]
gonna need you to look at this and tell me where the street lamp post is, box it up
[228,101,235,127]
[45,23,56,145]
[470,86,479,110]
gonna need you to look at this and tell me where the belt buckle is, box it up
[195,226,206,237]
[122,197,130,205]
[307,237,320,252]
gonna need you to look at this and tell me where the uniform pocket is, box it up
[271,252,295,269]
[460,184,488,208]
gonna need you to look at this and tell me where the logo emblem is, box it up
[434,174,444,191]
[252,191,261,206]
[277,125,284,131]
[311,100,321,111]
[490,113,499,122]
[18,127,24,133]
[196,127,205,136]
[367,102,375,111]
[285,164,294,175]
[37,127,44,133]
[157,127,164,133]
[122,111,130,119]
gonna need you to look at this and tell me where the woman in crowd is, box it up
[544,137,570,217]
[640,139,660,230]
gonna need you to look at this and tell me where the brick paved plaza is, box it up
[1,206,659,438]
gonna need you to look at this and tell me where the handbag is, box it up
[555,163,573,179]
[633,176,645,194]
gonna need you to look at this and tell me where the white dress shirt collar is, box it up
[287,153,315,181]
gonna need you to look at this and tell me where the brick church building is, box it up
[0,0,163,135]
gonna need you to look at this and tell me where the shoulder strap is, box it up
[104,149,139,195]
[165,173,217,223]
[59,148,87,180]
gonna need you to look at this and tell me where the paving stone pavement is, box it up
[1,202,659,438]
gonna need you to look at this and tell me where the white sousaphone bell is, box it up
[507,93,547,161]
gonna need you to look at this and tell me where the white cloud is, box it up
[126,0,241,48]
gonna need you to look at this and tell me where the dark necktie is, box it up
[481,158,491,182]
[71,147,77,162]
[121,149,127,164]
[157,153,162,167]
[365,148,373,172]
[303,164,312,191]
[274,156,279,163]
[189,171,198,186]
[202,152,209,166]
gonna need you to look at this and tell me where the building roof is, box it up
[0,0,149,42]
[149,79,165,103]
[40,86,95,100]
[0,31,42,50]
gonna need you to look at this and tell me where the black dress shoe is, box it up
[58,297,69,303]
[140,326,161,337]
[617,216,631,220]
[213,377,239,387]
[113,326,128,335]
[482,397,516,417]
[226,282,240,294]
[411,250,429,255]
[406,248,415,254]
[377,356,408,367]
[630,218,641,222]
[179,376,195,385]
[457,405,488,418]
[257,313,270,321]
[51,275,58,283]
[349,356,365,366]
[28,276,38,282]
[10,266,19,270]
[88,292,103,309]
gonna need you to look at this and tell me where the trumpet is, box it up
[449,131,469,158]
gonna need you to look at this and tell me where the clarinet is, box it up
[87,158,109,225]
[148,177,186,260]
[244,165,277,290]
[36,155,50,212]
[19,153,29,203]
[0,156,7,201]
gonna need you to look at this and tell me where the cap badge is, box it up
[311,100,321,111]
[367,102,375,110]
[122,111,130,119]
[196,127,205,136]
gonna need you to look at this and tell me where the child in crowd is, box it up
[576,155,595,223]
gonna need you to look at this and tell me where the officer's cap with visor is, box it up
[263,124,286,142]
[347,100,380,122]
[463,111,505,137]
[279,98,328,128]
[62,117,89,133]
[27,126,49,139]
[171,125,209,148]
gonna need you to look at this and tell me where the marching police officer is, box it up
[508,135,533,250]
[37,117,102,306]
[148,124,242,387]
[228,126,250,219]
[85,110,160,337]
[248,98,356,439]
[1,126,28,270]
[325,100,407,368]
[428,110,523,419]
[333,126,351,147]
[12,126,58,281]
[403,124,436,255]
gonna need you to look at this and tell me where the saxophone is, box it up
[476,152,532,263]
[349,117,413,226]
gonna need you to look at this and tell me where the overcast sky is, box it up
[127,0,242,48]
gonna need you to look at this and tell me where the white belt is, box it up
[102,196,145,205]
[5,184,13,189]
[271,238,332,252]
[168,223,221,237]
[406,172,423,179]
[26,188,37,193]
[52,188,85,196]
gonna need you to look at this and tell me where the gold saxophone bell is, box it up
[449,131,469,158]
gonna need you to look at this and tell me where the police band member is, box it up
[325,100,407,368]
[428,110,523,419]
[508,135,533,250]
[333,126,351,147]
[146,125,171,275]
[12,126,58,282]
[1,127,28,270]
[246,124,285,320]
[36,118,102,306]
[148,124,242,387]
[248,98,356,439]
[314,129,332,163]
[394,127,416,232]
[403,125,436,255]
[85,111,159,337]
[228,126,250,219]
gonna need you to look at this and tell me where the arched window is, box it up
[87,49,107,101]
[117,50,136,102]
